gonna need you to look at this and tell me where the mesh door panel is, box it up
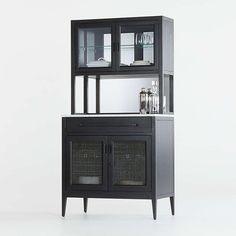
[71,141,103,185]
[113,141,146,186]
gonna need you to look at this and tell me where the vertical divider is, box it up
[71,21,76,114]
[84,75,88,113]
[71,75,75,114]
[169,75,174,113]
[96,75,100,113]
[158,20,163,114]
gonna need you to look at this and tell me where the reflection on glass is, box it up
[78,27,111,68]
[120,25,155,67]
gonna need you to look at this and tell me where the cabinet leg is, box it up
[62,196,67,217]
[170,196,175,215]
[152,198,157,220]
[83,198,88,213]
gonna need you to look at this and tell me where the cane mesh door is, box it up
[112,140,146,186]
[70,141,103,185]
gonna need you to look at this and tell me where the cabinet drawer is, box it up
[65,117,152,133]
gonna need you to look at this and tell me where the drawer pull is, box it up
[79,123,138,127]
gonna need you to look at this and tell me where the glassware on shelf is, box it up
[139,88,148,114]
[143,32,152,45]
[135,33,143,45]
[135,32,154,46]
[120,25,155,67]
[147,88,152,114]
[163,96,167,113]
[150,80,159,113]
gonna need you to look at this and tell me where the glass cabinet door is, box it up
[77,25,113,69]
[109,136,151,192]
[67,136,107,190]
[118,23,156,69]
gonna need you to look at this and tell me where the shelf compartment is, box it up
[78,26,112,68]
[120,24,155,67]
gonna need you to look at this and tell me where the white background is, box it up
[0,0,236,235]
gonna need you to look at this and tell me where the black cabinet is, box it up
[65,135,151,193]
[71,16,173,75]
[63,15,175,220]
[62,116,174,219]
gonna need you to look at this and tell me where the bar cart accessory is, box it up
[139,88,148,114]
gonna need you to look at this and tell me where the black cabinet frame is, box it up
[71,16,174,115]
[71,17,164,75]
[64,16,174,220]
[62,116,175,220]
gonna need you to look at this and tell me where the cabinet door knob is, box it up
[117,42,120,52]
[104,144,108,154]
[112,42,116,52]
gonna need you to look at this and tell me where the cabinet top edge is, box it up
[71,16,173,24]
[62,114,174,118]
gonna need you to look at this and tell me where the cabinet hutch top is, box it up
[71,16,173,24]
[70,15,174,115]
[71,15,173,76]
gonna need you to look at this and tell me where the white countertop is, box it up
[62,114,174,117]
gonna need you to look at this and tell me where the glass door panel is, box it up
[78,27,112,68]
[68,138,106,189]
[119,24,155,67]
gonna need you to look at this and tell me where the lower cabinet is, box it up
[62,116,175,220]
[66,135,151,192]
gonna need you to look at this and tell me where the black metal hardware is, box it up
[103,144,107,155]
[117,42,120,52]
[108,144,112,154]
[83,76,88,113]
[112,42,116,52]
[96,75,100,113]
[79,123,138,127]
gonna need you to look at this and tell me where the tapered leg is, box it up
[83,198,88,213]
[152,198,157,220]
[170,196,175,215]
[62,196,67,217]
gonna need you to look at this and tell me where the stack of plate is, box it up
[130,60,151,66]
[87,58,111,67]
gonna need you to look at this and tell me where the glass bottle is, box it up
[139,88,148,114]
[150,81,159,113]
[147,88,152,114]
